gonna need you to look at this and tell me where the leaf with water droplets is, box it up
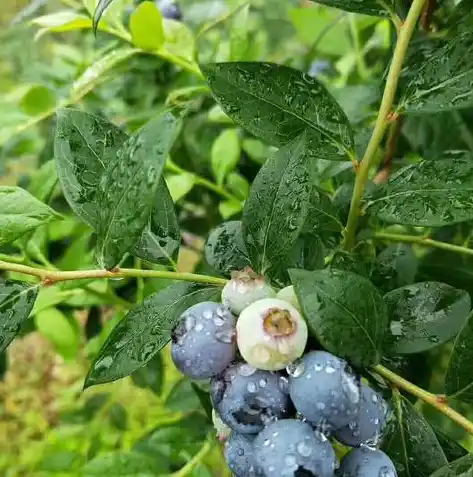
[384,282,470,355]
[133,178,180,267]
[84,282,221,388]
[0,280,39,353]
[54,108,128,229]
[242,135,330,286]
[0,186,62,247]
[204,221,250,277]
[202,62,354,160]
[428,454,473,477]
[382,392,448,477]
[308,0,394,16]
[400,33,473,113]
[445,312,473,403]
[290,269,388,367]
[367,155,473,226]
[96,112,181,269]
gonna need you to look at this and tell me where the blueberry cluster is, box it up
[170,268,397,477]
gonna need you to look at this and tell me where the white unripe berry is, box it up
[236,298,308,371]
[276,285,301,311]
[221,267,276,315]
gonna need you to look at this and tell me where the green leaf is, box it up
[202,62,354,160]
[161,19,195,62]
[0,186,61,246]
[109,403,128,430]
[93,0,116,34]
[367,156,473,227]
[19,84,56,116]
[428,454,473,477]
[35,308,81,361]
[131,353,164,396]
[28,160,58,203]
[84,283,221,388]
[445,312,473,402]
[165,379,201,412]
[204,221,250,277]
[0,280,38,353]
[382,393,448,477]
[229,4,250,61]
[133,178,180,267]
[308,0,393,16]
[433,427,468,463]
[165,173,196,202]
[54,108,128,229]
[371,244,418,292]
[32,10,93,36]
[219,200,243,219]
[290,269,388,367]
[400,33,473,113]
[83,451,166,477]
[226,172,250,201]
[130,1,165,51]
[96,112,181,269]
[242,135,310,278]
[211,129,241,186]
[384,282,470,355]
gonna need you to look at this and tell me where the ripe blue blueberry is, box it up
[224,432,263,477]
[211,362,292,434]
[334,384,387,447]
[156,0,182,20]
[289,351,361,432]
[337,447,397,477]
[253,419,336,477]
[171,302,236,379]
[222,267,276,315]
[236,298,308,371]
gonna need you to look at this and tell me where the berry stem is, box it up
[373,364,473,436]
[0,260,228,286]
[373,231,473,257]
[342,0,427,250]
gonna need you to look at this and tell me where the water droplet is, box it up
[213,316,225,326]
[379,466,396,477]
[273,432,279,437]
[325,364,336,374]
[341,372,360,404]
[305,373,312,380]
[372,393,379,403]
[316,402,326,410]
[247,382,257,393]
[264,439,271,447]
[296,441,312,457]
[237,448,244,456]
[279,376,289,392]
[203,310,213,319]
[215,329,234,344]
[259,379,267,387]
[268,465,275,473]
[314,363,323,372]
[286,359,305,377]
[195,323,204,332]
[238,363,256,377]
[217,307,227,317]
[185,315,195,331]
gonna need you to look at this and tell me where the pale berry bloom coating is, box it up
[222,267,276,315]
[236,298,308,371]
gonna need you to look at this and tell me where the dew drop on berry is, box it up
[372,393,379,403]
[259,378,267,387]
[278,376,289,392]
[238,363,256,376]
[215,329,234,344]
[203,310,213,319]
[316,402,326,411]
[185,315,195,331]
[314,363,323,372]
[213,316,225,326]
[286,359,305,377]
[264,439,271,447]
[247,382,257,393]
[296,441,312,457]
[195,323,204,332]
[379,467,396,477]
[284,454,297,467]
[325,364,336,374]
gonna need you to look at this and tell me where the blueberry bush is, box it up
[2,0,473,475]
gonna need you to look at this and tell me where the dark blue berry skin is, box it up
[334,384,387,447]
[171,302,236,379]
[289,351,361,432]
[253,419,336,477]
[211,362,292,435]
[225,433,262,477]
[156,0,182,20]
[337,447,397,477]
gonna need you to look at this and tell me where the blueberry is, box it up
[236,298,308,371]
[222,267,276,315]
[156,0,182,20]
[211,362,292,434]
[308,60,331,77]
[171,302,236,379]
[254,419,336,477]
[289,351,361,432]
[334,384,388,447]
[225,432,263,477]
[337,447,397,477]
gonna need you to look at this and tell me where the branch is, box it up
[169,437,214,477]
[342,0,427,250]
[373,231,473,257]
[0,260,228,286]
[374,364,473,436]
